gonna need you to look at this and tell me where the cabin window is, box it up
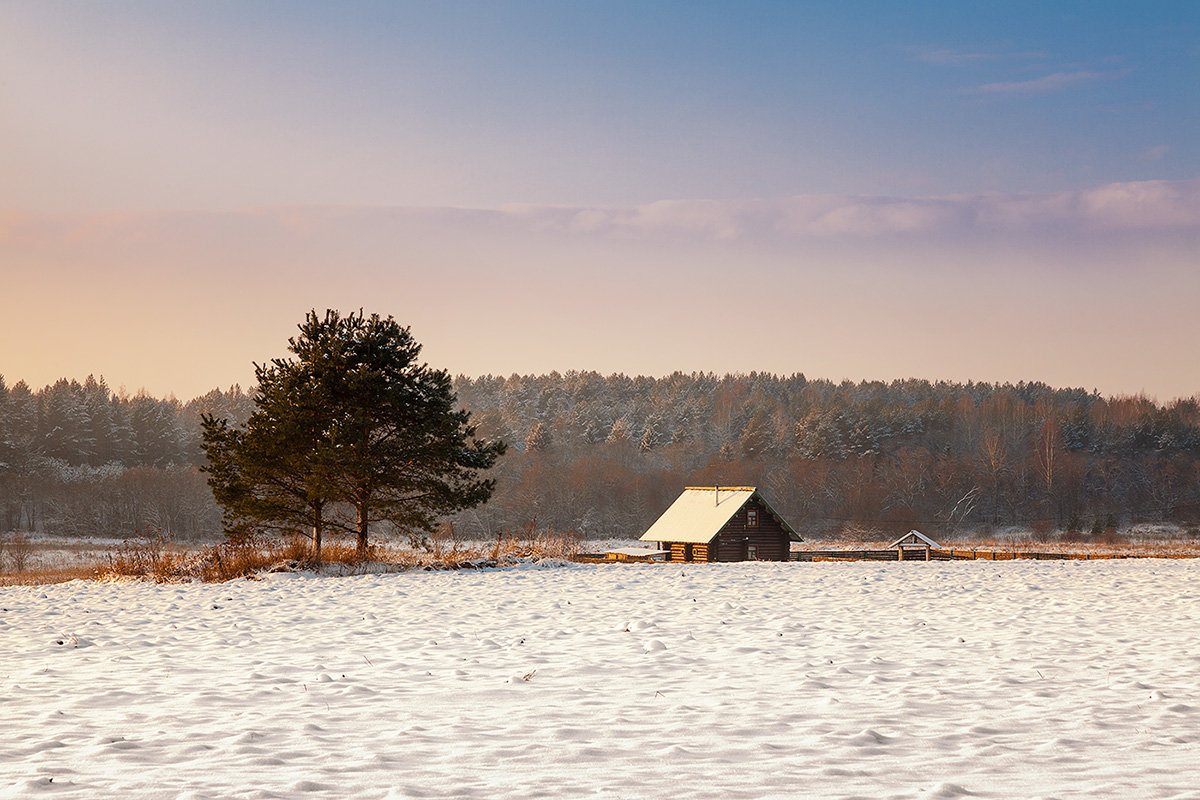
[747,544,758,560]
[747,509,758,527]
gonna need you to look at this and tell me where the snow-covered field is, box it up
[3,560,1199,800]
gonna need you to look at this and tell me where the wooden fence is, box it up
[577,549,1192,564]
[795,549,1184,562]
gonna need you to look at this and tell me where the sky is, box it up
[1,1,1197,401]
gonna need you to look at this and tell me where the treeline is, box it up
[0,376,252,538]
[453,373,1200,538]
[2,372,1199,540]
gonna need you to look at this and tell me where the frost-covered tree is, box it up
[639,424,659,453]
[607,416,633,444]
[525,422,552,452]
[38,379,91,464]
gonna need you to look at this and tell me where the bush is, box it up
[1093,528,1128,547]
[1,532,35,573]
[187,534,286,582]
[102,529,182,581]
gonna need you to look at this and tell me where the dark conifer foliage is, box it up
[1,368,1198,540]
[201,310,506,557]
[202,357,336,559]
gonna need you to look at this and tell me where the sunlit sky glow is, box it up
[2,2,1197,400]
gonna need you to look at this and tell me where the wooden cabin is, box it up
[639,486,801,562]
[890,529,941,561]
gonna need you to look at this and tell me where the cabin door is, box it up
[684,543,694,562]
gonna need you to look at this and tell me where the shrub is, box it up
[5,532,35,572]
[1094,528,1128,547]
[0,532,36,574]
[1031,520,1055,543]
[102,529,182,581]
[188,533,284,582]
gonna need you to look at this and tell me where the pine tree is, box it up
[639,424,658,454]
[739,409,771,459]
[82,375,115,464]
[39,379,91,464]
[607,416,633,444]
[202,310,505,559]
[525,422,552,452]
[202,359,336,560]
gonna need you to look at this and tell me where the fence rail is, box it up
[795,549,1189,562]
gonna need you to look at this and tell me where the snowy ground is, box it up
[2,561,1199,800]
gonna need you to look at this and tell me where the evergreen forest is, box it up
[2,372,1198,541]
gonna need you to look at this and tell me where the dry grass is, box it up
[0,565,100,587]
[101,530,184,582]
[8,522,1194,586]
[82,527,586,583]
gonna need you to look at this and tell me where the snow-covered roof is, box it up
[638,487,800,544]
[889,529,941,549]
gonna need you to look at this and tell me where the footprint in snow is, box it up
[52,636,92,649]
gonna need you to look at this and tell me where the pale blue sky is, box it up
[1,2,1198,400]
[3,1,1196,209]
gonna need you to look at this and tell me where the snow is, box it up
[2,560,1199,799]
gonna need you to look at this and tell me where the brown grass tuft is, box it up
[100,530,184,582]
[0,565,100,587]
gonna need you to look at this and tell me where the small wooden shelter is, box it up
[639,486,801,562]
[605,546,668,563]
[890,529,941,561]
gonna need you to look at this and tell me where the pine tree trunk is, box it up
[311,505,323,565]
[356,501,369,559]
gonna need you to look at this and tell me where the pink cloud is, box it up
[494,180,1200,239]
[3,181,1197,252]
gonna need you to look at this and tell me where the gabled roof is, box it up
[889,529,940,549]
[638,486,801,544]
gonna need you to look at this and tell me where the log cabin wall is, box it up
[668,541,714,562]
[713,497,791,561]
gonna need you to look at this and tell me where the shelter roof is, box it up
[605,547,668,558]
[889,529,941,549]
[638,487,801,544]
